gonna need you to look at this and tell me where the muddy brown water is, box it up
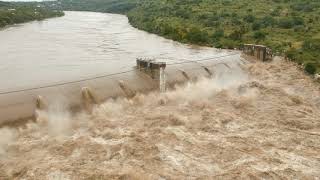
[0,57,320,179]
[1,11,320,179]
[0,11,240,123]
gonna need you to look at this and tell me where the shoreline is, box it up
[0,14,64,30]
[0,1,64,29]
[0,10,64,29]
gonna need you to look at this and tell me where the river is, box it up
[1,11,320,179]
[0,11,239,122]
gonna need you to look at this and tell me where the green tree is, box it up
[186,27,208,44]
[252,21,261,30]
[244,14,255,23]
[212,29,224,39]
[303,38,320,51]
[305,63,317,75]
[253,31,266,40]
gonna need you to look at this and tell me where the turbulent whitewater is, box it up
[0,57,319,179]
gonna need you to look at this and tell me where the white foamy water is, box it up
[0,59,319,179]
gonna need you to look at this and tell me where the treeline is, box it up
[57,0,138,14]
[126,0,320,74]
[0,1,64,28]
[56,0,320,74]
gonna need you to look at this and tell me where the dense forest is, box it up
[57,0,137,13]
[0,1,64,28]
[59,0,320,74]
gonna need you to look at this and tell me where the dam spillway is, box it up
[0,11,242,125]
[0,52,242,125]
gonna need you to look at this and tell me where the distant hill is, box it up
[56,0,320,74]
[0,1,64,28]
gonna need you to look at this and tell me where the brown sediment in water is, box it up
[0,57,320,179]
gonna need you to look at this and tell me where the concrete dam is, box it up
[0,52,242,125]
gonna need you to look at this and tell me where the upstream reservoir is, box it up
[0,11,239,122]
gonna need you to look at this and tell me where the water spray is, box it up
[81,87,98,113]
[118,80,136,98]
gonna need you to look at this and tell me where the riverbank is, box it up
[0,57,319,179]
[55,0,320,74]
[0,1,64,28]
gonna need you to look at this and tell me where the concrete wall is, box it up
[0,55,241,125]
[243,44,272,61]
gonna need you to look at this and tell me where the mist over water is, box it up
[0,128,16,155]
[37,97,73,136]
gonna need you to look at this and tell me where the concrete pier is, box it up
[243,44,272,61]
[136,58,167,92]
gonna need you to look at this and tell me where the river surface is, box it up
[0,11,239,122]
[0,11,236,92]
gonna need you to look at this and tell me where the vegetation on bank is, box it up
[56,0,320,74]
[56,0,137,14]
[0,1,64,28]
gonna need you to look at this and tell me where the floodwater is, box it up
[0,11,320,179]
[0,11,239,122]
[1,58,320,179]
[0,11,235,92]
